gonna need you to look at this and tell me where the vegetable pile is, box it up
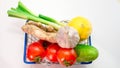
[7,1,99,67]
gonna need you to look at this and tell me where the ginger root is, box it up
[22,22,57,43]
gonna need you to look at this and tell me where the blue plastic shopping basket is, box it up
[23,33,92,65]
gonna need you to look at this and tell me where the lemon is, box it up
[68,16,92,41]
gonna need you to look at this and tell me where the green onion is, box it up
[7,1,66,30]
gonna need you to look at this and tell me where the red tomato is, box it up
[57,48,77,67]
[27,42,45,63]
[46,43,60,62]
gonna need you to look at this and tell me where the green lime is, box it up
[74,44,99,62]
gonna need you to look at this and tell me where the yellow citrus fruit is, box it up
[68,16,92,41]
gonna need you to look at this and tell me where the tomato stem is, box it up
[63,60,72,67]
[34,56,42,63]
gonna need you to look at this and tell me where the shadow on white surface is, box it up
[30,64,88,68]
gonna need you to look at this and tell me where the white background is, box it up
[0,0,120,68]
